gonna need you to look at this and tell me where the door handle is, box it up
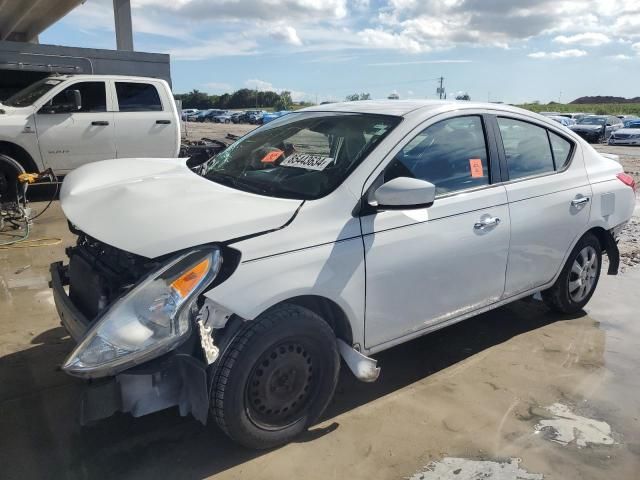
[571,197,590,207]
[91,121,109,126]
[156,119,171,124]
[474,217,501,230]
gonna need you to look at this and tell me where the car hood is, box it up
[571,124,603,131]
[613,128,640,135]
[60,158,303,258]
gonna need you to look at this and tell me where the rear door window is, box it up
[115,82,162,112]
[384,115,490,196]
[497,118,554,180]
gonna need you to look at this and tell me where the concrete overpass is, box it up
[0,0,169,99]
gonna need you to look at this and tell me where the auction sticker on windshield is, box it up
[280,153,334,171]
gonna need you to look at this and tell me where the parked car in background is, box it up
[51,100,635,449]
[549,115,575,127]
[241,110,266,124]
[188,109,211,122]
[539,111,562,117]
[181,108,199,120]
[558,112,587,122]
[0,74,180,195]
[262,110,292,124]
[569,115,623,143]
[617,115,638,122]
[609,119,640,146]
[230,111,245,123]
[213,111,233,123]
[200,109,226,122]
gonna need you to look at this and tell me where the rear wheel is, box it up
[211,304,340,449]
[542,233,601,314]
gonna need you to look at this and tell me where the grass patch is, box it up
[517,103,640,116]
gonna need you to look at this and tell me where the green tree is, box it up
[274,91,293,111]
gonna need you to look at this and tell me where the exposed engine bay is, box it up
[65,230,161,320]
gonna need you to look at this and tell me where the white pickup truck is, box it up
[0,74,180,195]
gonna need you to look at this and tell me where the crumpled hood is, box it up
[60,158,303,258]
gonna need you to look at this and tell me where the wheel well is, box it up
[280,295,354,345]
[0,142,38,173]
[585,226,619,275]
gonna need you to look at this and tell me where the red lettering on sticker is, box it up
[469,158,484,177]
[261,149,284,163]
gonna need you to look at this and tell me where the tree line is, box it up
[174,88,310,111]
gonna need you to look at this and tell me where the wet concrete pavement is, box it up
[1,201,640,479]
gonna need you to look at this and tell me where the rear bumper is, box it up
[49,261,90,342]
[609,138,640,145]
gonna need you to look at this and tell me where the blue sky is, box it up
[40,0,640,104]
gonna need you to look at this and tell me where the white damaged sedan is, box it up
[51,100,637,448]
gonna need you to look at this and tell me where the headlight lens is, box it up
[63,247,222,378]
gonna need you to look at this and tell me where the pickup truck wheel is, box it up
[211,304,340,449]
[0,154,25,200]
[542,233,601,314]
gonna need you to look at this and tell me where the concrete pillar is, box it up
[113,0,133,51]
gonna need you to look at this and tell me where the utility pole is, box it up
[437,76,445,100]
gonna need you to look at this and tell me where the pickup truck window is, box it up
[50,82,107,112]
[3,78,63,107]
[115,82,162,112]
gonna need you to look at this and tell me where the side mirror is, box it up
[41,89,82,114]
[66,89,82,111]
[373,177,436,209]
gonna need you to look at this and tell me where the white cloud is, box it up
[367,59,472,66]
[167,38,258,60]
[357,28,429,53]
[633,42,640,54]
[245,79,309,102]
[610,54,632,60]
[528,49,588,59]
[554,32,611,46]
[203,82,232,92]
[269,25,303,46]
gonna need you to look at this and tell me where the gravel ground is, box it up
[184,123,640,269]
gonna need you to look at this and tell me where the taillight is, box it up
[616,172,637,193]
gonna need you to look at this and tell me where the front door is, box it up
[35,80,115,174]
[362,115,510,349]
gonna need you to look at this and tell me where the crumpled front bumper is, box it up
[49,262,211,425]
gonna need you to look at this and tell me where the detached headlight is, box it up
[63,247,222,378]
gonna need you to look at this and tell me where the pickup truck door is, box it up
[34,80,116,174]
[362,114,510,349]
[112,80,179,158]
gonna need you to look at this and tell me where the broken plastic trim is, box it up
[337,339,380,382]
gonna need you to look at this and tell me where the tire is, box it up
[542,233,602,314]
[211,304,340,449]
[0,153,26,200]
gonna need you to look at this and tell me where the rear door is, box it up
[35,80,115,173]
[112,80,178,158]
[362,114,510,349]
[494,116,591,297]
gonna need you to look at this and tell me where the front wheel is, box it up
[211,304,340,449]
[542,233,601,314]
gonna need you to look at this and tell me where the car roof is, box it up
[47,74,167,83]
[301,99,536,118]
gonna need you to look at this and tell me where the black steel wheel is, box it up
[211,304,339,449]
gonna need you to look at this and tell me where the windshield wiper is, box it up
[207,171,271,196]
